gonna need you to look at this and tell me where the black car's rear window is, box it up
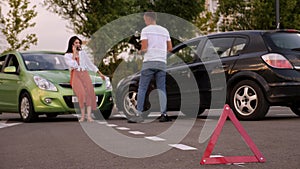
[267,32,300,50]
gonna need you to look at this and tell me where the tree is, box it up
[0,0,37,52]
[216,0,300,31]
[43,0,205,77]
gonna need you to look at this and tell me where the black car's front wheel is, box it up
[229,80,269,120]
[120,87,151,119]
[19,92,37,122]
[121,88,139,118]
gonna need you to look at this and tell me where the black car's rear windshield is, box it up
[266,32,300,50]
[22,53,69,71]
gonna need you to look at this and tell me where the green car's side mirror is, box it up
[4,66,17,73]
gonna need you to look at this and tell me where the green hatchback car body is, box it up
[0,51,113,122]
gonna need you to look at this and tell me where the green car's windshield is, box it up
[22,53,69,71]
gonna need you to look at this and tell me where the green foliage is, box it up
[43,0,205,77]
[0,0,37,52]
[217,0,300,31]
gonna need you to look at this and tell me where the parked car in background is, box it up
[116,30,300,120]
[0,51,113,122]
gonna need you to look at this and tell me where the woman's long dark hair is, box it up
[66,36,82,53]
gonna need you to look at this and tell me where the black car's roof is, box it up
[189,29,300,40]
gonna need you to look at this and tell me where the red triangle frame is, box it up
[200,104,266,165]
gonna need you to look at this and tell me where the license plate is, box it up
[72,96,98,103]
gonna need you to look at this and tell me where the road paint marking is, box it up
[113,114,126,118]
[97,121,108,125]
[129,131,145,135]
[210,155,224,157]
[169,144,197,150]
[0,121,22,129]
[116,127,130,130]
[145,136,166,141]
[106,124,118,127]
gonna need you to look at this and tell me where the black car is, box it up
[115,30,300,120]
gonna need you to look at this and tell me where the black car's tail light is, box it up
[261,53,293,69]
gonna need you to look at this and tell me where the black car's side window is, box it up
[201,37,247,61]
[231,38,247,56]
[168,41,200,65]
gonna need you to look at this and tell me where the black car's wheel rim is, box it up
[233,85,258,116]
[123,91,138,116]
[20,97,30,119]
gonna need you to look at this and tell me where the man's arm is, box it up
[140,39,148,55]
[167,40,172,52]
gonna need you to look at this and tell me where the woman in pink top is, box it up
[64,36,105,122]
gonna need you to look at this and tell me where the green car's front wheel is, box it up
[19,92,37,122]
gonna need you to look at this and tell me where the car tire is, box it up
[93,110,112,120]
[121,87,139,118]
[229,80,269,120]
[120,87,151,119]
[19,92,37,122]
[289,106,300,116]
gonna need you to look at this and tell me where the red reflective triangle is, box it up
[200,104,266,165]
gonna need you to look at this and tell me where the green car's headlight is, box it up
[105,76,112,90]
[33,75,57,91]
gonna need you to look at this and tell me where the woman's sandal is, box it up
[78,118,85,122]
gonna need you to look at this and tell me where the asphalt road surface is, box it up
[0,106,299,169]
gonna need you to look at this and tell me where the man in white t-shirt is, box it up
[128,11,172,123]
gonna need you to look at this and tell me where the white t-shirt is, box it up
[64,50,99,72]
[140,25,171,63]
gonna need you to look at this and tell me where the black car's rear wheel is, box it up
[229,80,269,120]
[19,92,37,122]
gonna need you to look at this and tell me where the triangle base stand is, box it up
[200,104,266,165]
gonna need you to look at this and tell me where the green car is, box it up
[0,51,113,122]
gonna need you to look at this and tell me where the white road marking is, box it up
[116,127,130,130]
[209,155,224,158]
[97,121,108,125]
[106,124,118,127]
[129,131,145,135]
[169,144,197,150]
[112,114,126,118]
[0,121,22,129]
[145,136,166,141]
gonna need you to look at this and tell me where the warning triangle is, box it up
[200,104,266,165]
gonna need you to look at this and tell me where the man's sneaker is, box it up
[127,115,144,123]
[159,114,172,122]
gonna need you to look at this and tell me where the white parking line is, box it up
[169,144,197,150]
[145,136,166,141]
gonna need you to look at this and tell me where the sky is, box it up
[1,1,75,52]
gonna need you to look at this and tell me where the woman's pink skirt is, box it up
[70,70,97,110]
